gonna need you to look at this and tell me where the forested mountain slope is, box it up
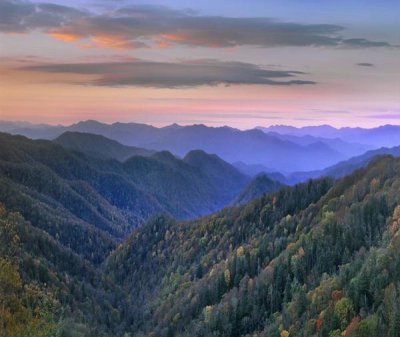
[0,204,130,336]
[0,132,250,336]
[233,173,284,205]
[107,156,400,337]
[54,131,155,161]
[0,132,249,262]
[184,150,250,203]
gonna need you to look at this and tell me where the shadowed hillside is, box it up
[0,132,250,262]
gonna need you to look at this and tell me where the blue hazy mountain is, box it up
[1,120,350,172]
[4,120,400,173]
[261,131,371,158]
[258,124,400,148]
[0,132,251,242]
[287,145,400,184]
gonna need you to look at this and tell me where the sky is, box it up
[0,0,399,129]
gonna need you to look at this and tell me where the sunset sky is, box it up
[0,0,399,129]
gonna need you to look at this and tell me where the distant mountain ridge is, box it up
[258,124,400,148]
[287,144,400,184]
[264,131,371,158]
[4,120,400,173]
[0,120,366,172]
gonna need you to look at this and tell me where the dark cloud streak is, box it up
[21,59,316,88]
[356,62,375,67]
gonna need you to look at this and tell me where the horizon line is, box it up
[1,118,399,131]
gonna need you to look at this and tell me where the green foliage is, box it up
[0,204,128,336]
[0,209,58,337]
[353,315,377,337]
[334,297,354,330]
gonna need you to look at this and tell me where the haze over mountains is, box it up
[258,124,400,148]
[3,120,400,173]
[1,0,398,334]
[286,145,400,184]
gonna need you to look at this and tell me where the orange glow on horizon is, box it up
[49,31,81,42]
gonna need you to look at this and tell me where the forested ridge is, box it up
[0,131,400,336]
[54,131,156,161]
[0,132,252,262]
[106,155,400,336]
[233,173,284,205]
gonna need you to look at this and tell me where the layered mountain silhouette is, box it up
[1,120,383,172]
[258,124,400,148]
[0,132,252,257]
[260,131,371,158]
[287,144,400,184]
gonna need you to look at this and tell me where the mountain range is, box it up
[1,122,400,336]
[0,132,260,260]
[3,120,395,173]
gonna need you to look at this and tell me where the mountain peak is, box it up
[183,149,223,166]
[73,119,106,127]
[163,123,183,130]
[232,173,283,205]
[152,150,177,162]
